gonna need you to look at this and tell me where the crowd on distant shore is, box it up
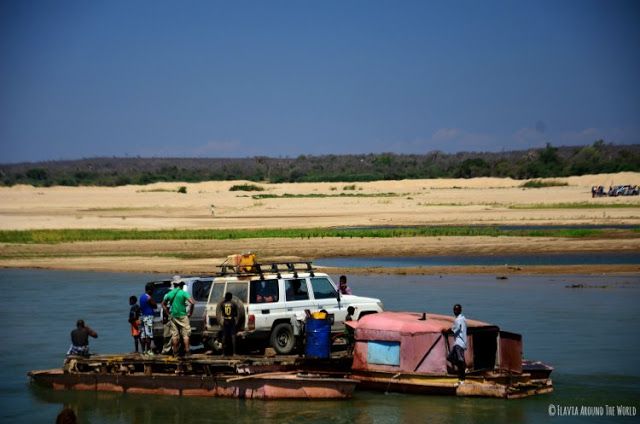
[591,185,639,197]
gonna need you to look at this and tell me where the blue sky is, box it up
[1,0,639,163]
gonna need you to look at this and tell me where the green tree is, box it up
[26,168,48,181]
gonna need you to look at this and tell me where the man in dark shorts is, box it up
[128,295,141,353]
[219,292,238,356]
[445,304,467,380]
[67,319,98,357]
[344,306,356,354]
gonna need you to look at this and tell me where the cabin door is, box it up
[498,331,523,373]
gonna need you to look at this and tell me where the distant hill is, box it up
[1,141,638,187]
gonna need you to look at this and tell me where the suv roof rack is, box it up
[216,261,316,279]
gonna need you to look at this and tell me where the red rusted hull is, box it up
[29,369,357,399]
[351,369,553,399]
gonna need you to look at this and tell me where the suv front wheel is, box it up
[270,322,295,354]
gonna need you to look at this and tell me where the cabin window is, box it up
[367,341,400,366]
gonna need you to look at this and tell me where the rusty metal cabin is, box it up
[348,311,523,377]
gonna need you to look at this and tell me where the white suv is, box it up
[203,262,384,354]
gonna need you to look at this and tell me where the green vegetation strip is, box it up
[251,192,399,199]
[0,227,635,244]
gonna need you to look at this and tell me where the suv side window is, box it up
[210,281,226,303]
[192,280,212,302]
[151,281,171,303]
[226,282,248,303]
[310,277,337,299]
[285,279,309,301]
[250,279,279,303]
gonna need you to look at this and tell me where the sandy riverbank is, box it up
[1,173,639,230]
[1,173,638,275]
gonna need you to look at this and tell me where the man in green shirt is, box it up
[162,281,195,356]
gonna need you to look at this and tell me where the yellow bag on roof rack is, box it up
[227,252,256,272]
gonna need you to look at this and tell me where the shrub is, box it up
[229,184,264,191]
[177,186,187,194]
[521,180,569,188]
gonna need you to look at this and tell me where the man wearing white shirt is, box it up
[446,304,467,381]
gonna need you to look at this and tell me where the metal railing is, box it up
[216,261,316,279]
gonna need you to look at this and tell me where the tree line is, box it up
[1,141,638,187]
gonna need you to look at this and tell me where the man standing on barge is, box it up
[139,283,157,356]
[163,281,195,356]
[447,304,467,381]
[219,292,238,356]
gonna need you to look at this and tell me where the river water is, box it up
[2,269,639,423]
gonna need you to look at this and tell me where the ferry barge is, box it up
[29,257,552,400]
[29,353,357,400]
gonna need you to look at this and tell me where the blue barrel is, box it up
[305,318,331,358]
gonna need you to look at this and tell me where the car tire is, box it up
[270,322,295,355]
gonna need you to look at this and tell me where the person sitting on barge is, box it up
[67,319,98,357]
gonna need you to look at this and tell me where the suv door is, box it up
[249,279,287,334]
[283,278,311,313]
[309,276,347,331]
[188,279,212,341]
[205,280,227,333]
[213,281,249,329]
[149,281,171,344]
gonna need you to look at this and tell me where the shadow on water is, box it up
[29,387,360,424]
[28,384,536,424]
